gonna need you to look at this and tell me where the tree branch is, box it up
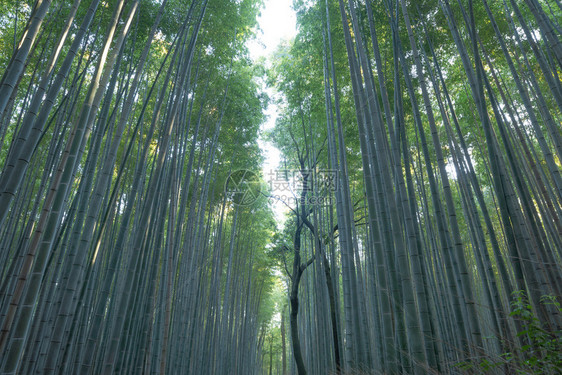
[282,245,293,280]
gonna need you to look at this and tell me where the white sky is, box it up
[248,0,296,224]
[248,1,296,62]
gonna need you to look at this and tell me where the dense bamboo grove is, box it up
[1,0,562,374]
[0,0,277,373]
[268,0,562,374]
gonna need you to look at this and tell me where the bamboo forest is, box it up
[1,0,562,373]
